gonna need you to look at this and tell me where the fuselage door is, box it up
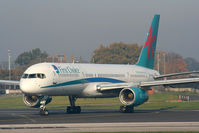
[52,71,58,85]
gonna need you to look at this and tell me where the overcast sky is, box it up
[0,0,199,62]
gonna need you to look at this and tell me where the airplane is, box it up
[1,14,199,115]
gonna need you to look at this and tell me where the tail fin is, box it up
[136,14,160,69]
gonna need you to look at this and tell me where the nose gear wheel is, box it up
[39,96,50,116]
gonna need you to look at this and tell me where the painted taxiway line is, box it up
[1,122,199,132]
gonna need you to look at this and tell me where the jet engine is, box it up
[119,87,149,106]
[23,95,52,108]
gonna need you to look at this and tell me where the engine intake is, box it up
[119,87,148,106]
[23,95,52,108]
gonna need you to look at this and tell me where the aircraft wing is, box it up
[154,71,199,79]
[140,78,199,88]
[0,80,20,85]
[97,78,199,92]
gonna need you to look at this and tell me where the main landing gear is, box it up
[66,96,81,114]
[120,105,134,113]
[39,96,49,116]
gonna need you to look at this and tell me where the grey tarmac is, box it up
[0,108,199,132]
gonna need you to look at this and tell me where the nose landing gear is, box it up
[40,107,49,116]
[66,96,81,114]
[39,96,49,116]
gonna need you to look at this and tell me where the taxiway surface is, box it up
[0,108,199,124]
[1,108,199,132]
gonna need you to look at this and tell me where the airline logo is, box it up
[52,65,60,74]
[144,26,156,59]
[52,65,80,74]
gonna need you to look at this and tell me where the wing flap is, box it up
[154,71,199,79]
[140,78,199,87]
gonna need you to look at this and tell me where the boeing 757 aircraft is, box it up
[1,14,199,115]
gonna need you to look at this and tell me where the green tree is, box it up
[91,42,142,64]
[15,48,48,66]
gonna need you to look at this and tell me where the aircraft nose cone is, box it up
[20,79,37,94]
[20,80,29,93]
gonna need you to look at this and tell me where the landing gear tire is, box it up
[39,96,50,116]
[40,109,49,116]
[66,96,81,114]
[67,106,81,114]
[120,105,134,113]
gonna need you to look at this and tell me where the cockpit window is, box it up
[37,73,46,79]
[37,74,42,78]
[22,73,46,79]
[22,74,28,79]
[29,74,37,78]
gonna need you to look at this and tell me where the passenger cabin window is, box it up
[22,73,46,79]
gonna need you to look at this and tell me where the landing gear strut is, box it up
[39,96,49,116]
[66,96,81,114]
[120,105,134,113]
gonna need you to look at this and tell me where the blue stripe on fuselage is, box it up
[41,77,125,88]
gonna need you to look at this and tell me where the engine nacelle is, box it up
[23,95,52,108]
[119,87,149,106]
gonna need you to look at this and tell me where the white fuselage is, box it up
[20,63,159,98]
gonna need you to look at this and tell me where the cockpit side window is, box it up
[37,74,42,78]
[37,73,46,79]
[41,74,46,79]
